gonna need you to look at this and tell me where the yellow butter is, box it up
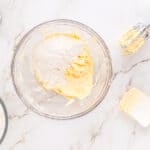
[119,28,145,55]
[52,47,93,100]
[119,88,150,127]
[119,88,141,113]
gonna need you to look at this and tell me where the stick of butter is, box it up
[119,88,150,127]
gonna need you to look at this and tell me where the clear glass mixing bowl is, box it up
[11,19,112,119]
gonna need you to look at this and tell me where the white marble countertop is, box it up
[0,0,150,149]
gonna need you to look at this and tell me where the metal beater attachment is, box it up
[119,23,150,55]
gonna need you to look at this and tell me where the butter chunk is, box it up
[119,88,150,127]
[52,47,93,100]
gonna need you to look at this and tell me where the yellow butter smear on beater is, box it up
[34,33,94,100]
[119,28,145,55]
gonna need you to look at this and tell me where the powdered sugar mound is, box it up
[32,35,85,87]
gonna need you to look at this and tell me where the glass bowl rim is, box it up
[11,19,113,120]
[0,98,8,144]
